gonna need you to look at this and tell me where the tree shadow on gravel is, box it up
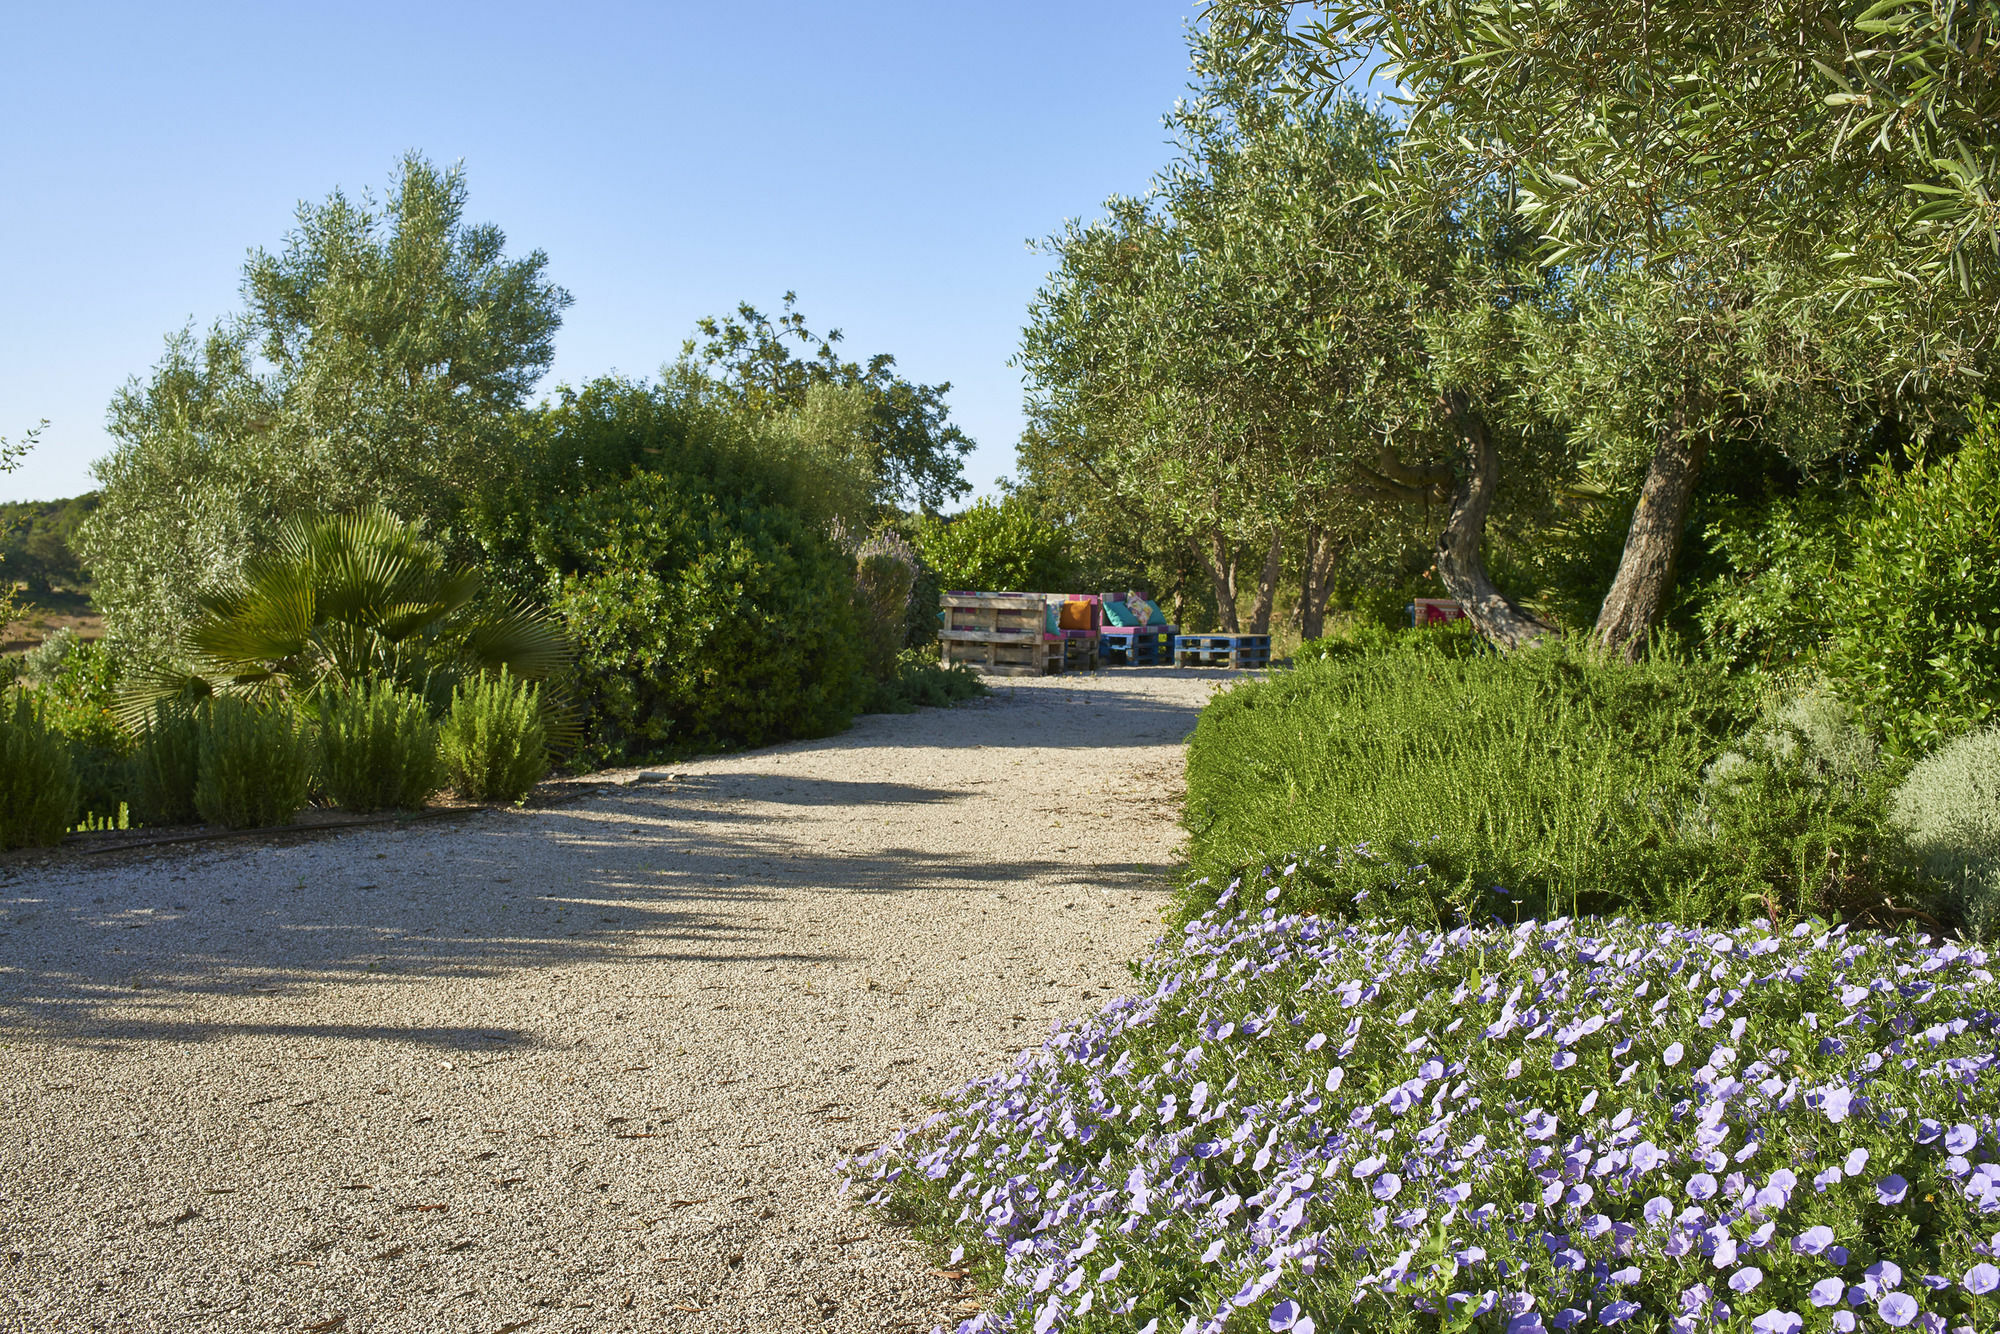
[0,770,1177,1046]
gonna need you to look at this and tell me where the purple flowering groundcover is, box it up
[849,870,2000,1334]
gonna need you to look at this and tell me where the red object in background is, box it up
[1412,598,1466,625]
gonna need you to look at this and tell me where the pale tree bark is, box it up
[1245,529,1284,634]
[1434,393,1552,651]
[1202,528,1242,633]
[1299,524,1340,640]
[1595,400,1708,661]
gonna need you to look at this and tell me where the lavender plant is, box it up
[855,859,2000,1334]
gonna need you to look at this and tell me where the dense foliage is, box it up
[80,155,571,661]
[519,382,870,763]
[861,895,2000,1334]
[914,497,1075,595]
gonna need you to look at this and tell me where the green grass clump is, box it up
[440,670,548,804]
[316,681,444,813]
[130,702,202,826]
[194,697,312,830]
[0,691,79,849]
[1184,634,1750,926]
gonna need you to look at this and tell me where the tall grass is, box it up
[1183,635,1750,925]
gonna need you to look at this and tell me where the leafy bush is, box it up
[1822,418,2000,752]
[1700,407,2000,753]
[0,692,79,848]
[1184,636,1749,926]
[130,703,201,827]
[858,885,2000,1334]
[1890,725,2000,939]
[913,496,1074,594]
[548,468,865,763]
[193,698,312,829]
[862,648,988,714]
[440,670,548,804]
[29,634,131,826]
[316,681,443,813]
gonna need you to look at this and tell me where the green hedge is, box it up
[1182,635,1927,928]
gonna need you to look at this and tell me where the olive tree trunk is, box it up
[1435,394,1551,651]
[1299,524,1340,640]
[1594,410,1708,661]
[1202,528,1242,633]
[1245,529,1284,635]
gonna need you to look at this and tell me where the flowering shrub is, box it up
[853,864,2000,1334]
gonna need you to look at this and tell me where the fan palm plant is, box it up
[121,507,571,726]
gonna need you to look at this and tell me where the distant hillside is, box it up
[0,492,97,595]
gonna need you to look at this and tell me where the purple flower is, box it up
[1844,1148,1870,1176]
[1878,1293,1919,1327]
[1598,1300,1640,1324]
[1373,1173,1402,1201]
[1687,1173,1718,1200]
[1731,1268,1764,1294]
[1965,1263,2000,1296]
[1551,1309,1587,1329]
[1877,1175,1910,1205]
[1810,1279,1845,1308]
[1751,1312,1803,1334]
[1269,1299,1303,1331]
[1794,1226,1835,1256]
[1663,1042,1686,1067]
[1819,1087,1853,1123]
[1869,1262,1905,1292]
[1830,1313,1855,1333]
[1945,1124,1978,1155]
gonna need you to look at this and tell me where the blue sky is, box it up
[0,2,1201,503]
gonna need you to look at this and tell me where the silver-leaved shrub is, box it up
[1892,727,2000,941]
[854,859,2000,1334]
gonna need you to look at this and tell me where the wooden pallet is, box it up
[939,594,1065,676]
[1060,633,1100,672]
[941,636,1063,676]
[1100,627,1174,666]
[1173,634,1272,669]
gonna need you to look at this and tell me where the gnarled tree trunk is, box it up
[1435,393,1551,651]
[1245,529,1284,635]
[1202,528,1241,633]
[1299,524,1340,640]
[1595,402,1708,661]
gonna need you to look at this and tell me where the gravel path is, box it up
[0,669,1221,1333]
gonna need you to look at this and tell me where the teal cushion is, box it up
[1145,600,1168,627]
[1103,601,1134,627]
[1045,604,1059,632]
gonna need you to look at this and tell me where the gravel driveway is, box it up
[0,668,1221,1333]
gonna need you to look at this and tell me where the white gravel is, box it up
[0,668,1225,1333]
